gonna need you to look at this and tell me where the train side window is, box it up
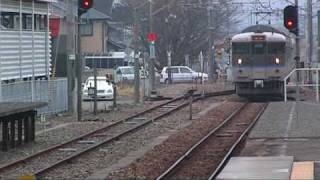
[268,43,285,54]
[232,43,249,54]
[252,43,266,54]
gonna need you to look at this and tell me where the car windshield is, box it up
[86,79,107,86]
[121,68,134,74]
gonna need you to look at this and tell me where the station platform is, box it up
[217,156,316,180]
[218,101,320,179]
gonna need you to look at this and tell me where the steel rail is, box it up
[34,90,235,177]
[156,102,248,180]
[0,90,234,177]
[0,91,234,174]
[208,102,268,180]
[0,95,184,173]
[34,99,197,177]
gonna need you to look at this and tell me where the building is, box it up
[0,0,69,116]
[80,8,111,54]
[0,0,53,82]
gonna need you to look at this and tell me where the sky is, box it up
[233,0,319,34]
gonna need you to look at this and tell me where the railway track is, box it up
[0,90,234,178]
[156,102,267,180]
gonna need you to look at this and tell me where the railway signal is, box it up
[283,5,298,35]
[78,0,93,16]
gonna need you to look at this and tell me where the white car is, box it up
[114,66,148,82]
[114,66,135,83]
[160,66,208,83]
[83,76,114,100]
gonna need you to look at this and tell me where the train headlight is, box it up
[237,58,242,65]
[275,58,280,65]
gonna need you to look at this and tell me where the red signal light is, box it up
[78,0,93,16]
[81,0,92,10]
[286,20,294,28]
[283,5,298,35]
[147,32,157,42]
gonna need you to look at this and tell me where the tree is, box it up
[112,0,238,69]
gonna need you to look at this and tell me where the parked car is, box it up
[114,66,135,83]
[114,66,148,82]
[160,66,208,83]
[82,76,114,100]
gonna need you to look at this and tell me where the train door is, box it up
[251,42,267,81]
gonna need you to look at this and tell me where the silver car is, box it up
[160,66,208,83]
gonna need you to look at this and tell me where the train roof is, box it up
[241,25,284,34]
[231,32,286,43]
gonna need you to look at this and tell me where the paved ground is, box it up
[241,101,320,161]
[217,156,294,180]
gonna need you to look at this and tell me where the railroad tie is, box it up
[226,130,242,134]
[236,123,248,126]
[78,140,96,144]
[161,105,178,109]
[216,133,233,137]
[58,148,77,152]
[125,118,147,124]
[93,134,108,137]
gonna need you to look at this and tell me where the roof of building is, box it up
[81,8,112,20]
[108,39,126,49]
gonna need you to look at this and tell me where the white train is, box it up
[231,25,295,96]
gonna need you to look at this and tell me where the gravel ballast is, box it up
[107,101,243,179]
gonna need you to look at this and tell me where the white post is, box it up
[46,3,50,80]
[316,70,319,102]
[284,79,287,102]
[19,0,22,81]
[31,0,35,101]
[0,0,2,101]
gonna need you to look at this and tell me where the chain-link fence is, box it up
[0,78,68,115]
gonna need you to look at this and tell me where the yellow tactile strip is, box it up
[291,161,314,180]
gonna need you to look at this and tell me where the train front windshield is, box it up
[268,43,285,54]
[252,43,266,54]
[232,43,249,54]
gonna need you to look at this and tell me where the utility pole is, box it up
[307,0,313,83]
[93,55,97,115]
[295,0,300,101]
[165,17,172,84]
[66,0,76,114]
[77,17,83,121]
[318,10,320,63]
[207,4,215,83]
[149,0,156,93]
[134,8,140,103]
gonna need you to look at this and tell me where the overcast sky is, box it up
[232,0,319,34]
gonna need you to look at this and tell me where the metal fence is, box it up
[284,68,320,102]
[0,78,68,115]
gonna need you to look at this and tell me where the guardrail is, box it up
[284,68,320,102]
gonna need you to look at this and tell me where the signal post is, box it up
[77,0,93,121]
[148,32,157,97]
[284,4,300,101]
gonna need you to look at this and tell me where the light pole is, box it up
[133,7,140,104]
[207,4,216,83]
[165,14,176,84]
